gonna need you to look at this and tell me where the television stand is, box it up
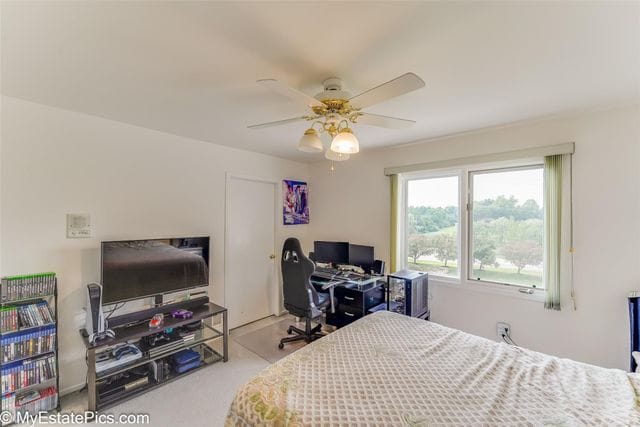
[79,302,227,411]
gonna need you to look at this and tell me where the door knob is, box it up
[269,254,276,259]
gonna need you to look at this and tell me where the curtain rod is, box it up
[383,142,575,176]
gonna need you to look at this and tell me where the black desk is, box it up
[311,273,385,328]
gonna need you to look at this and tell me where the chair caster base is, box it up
[279,318,326,350]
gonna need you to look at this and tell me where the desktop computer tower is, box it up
[386,270,429,319]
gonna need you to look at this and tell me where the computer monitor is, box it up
[313,241,349,264]
[348,244,374,268]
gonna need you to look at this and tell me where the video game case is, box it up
[1,326,56,363]
[1,386,58,422]
[1,354,56,394]
[0,302,56,334]
[1,273,56,303]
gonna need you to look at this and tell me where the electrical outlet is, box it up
[496,322,510,338]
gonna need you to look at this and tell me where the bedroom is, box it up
[0,1,639,426]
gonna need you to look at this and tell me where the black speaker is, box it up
[372,260,385,275]
[308,251,316,262]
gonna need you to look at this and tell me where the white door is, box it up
[226,175,277,329]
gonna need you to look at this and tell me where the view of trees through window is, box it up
[407,176,459,278]
[406,167,544,288]
[470,167,544,288]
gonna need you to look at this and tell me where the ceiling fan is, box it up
[248,73,425,161]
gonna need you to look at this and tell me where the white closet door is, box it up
[226,176,276,329]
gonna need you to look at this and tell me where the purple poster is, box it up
[283,180,309,225]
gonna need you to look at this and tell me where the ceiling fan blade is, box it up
[349,73,425,109]
[357,113,416,129]
[257,79,325,109]
[247,116,307,129]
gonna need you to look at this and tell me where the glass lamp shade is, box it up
[324,148,350,161]
[297,128,323,152]
[330,127,359,154]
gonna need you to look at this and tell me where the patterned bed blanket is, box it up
[226,311,640,426]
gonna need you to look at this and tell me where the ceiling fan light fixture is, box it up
[297,128,323,152]
[330,127,359,154]
[324,148,350,161]
[250,73,425,160]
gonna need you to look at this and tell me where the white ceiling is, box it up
[2,1,639,161]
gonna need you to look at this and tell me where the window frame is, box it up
[467,164,545,290]
[399,158,546,300]
[402,169,463,284]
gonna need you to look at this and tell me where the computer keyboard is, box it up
[314,267,339,278]
[314,267,368,281]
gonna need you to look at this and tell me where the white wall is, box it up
[309,104,640,370]
[0,96,310,393]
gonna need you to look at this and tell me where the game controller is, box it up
[144,332,170,347]
[112,344,141,360]
[171,309,193,319]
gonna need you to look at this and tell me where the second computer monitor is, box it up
[313,240,375,268]
[348,244,375,268]
[313,241,350,264]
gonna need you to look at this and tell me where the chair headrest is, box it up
[283,237,303,254]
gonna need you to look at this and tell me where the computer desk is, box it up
[310,271,385,328]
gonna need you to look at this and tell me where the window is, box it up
[469,166,544,288]
[406,175,459,279]
[401,161,545,291]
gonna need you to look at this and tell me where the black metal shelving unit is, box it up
[80,302,228,412]
[0,274,60,426]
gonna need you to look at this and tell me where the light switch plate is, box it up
[67,213,92,238]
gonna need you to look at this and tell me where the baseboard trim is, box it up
[60,383,85,397]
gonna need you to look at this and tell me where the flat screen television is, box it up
[101,237,210,304]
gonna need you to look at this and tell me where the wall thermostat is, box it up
[67,213,92,238]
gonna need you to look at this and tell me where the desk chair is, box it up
[279,238,331,349]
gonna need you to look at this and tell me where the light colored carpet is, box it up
[233,318,310,363]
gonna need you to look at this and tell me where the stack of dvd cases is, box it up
[0,273,59,426]
[1,325,56,363]
[0,273,56,303]
[1,354,57,394]
[0,303,55,334]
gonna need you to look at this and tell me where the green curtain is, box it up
[390,174,399,273]
[544,155,563,310]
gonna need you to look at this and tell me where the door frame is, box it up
[224,172,280,325]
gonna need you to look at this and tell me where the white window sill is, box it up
[428,276,545,303]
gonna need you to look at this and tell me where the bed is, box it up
[226,311,640,426]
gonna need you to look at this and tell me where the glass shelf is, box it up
[95,325,223,380]
[96,343,222,410]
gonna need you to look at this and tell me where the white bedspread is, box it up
[226,311,640,426]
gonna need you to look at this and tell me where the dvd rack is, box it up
[0,273,60,427]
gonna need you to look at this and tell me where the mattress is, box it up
[226,311,640,426]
